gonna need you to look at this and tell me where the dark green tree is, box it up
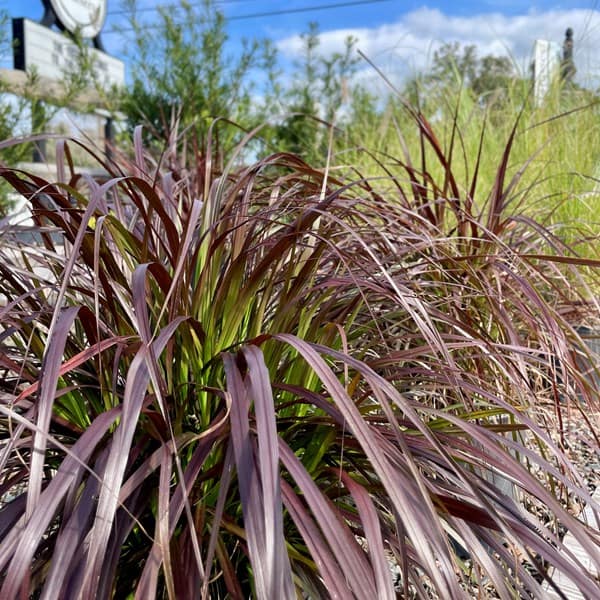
[421,42,518,106]
[473,54,516,100]
[428,42,478,88]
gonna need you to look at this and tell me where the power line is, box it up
[107,0,260,17]
[104,0,394,33]
[228,0,394,21]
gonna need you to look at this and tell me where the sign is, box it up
[43,0,107,39]
[533,39,561,106]
[13,18,124,91]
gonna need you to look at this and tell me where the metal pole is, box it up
[104,114,113,161]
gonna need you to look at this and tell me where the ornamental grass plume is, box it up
[0,113,599,598]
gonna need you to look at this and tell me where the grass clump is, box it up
[0,108,599,599]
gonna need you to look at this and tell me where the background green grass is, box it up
[339,82,600,258]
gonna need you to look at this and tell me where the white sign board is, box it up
[14,18,124,90]
[46,0,107,39]
[533,39,561,106]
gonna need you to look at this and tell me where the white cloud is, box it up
[276,7,600,88]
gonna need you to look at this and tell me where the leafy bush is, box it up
[0,112,599,598]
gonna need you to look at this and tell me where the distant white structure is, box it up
[533,39,561,106]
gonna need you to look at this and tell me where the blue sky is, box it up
[5,1,600,87]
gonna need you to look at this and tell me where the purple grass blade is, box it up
[340,472,395,600]
[278,440,378,598]
[158,446,176,598]
[118,429,223,598]
[80,348,151,596]
[485,117,519,234]
[13,336,131,404]
[26,305,80,518]
[133,125,149,182]
[131,263,208,589]
[275,333,463,596]
[201,440,235,600]
[81,316,186,597]
[0,494,26,540]
[156,197,204,328]
[242,345,295,599]
[223,353,272,598]
[40,447,110,600]
[165,424,226,533]
[135,444,174,600]
[0,407,120,598]
[280,479,352,600]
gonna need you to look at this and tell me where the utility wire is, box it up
[105,0,394,32]
[228,0,394,21]
[107,0,261,17]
